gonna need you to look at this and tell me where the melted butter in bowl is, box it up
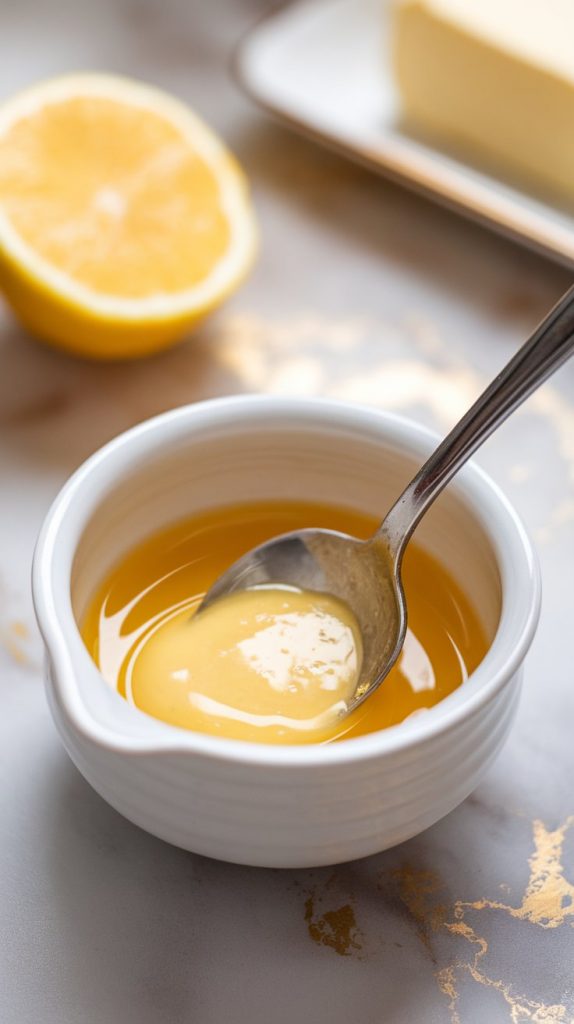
[127,586,362,743]
[36,400,539,866]
[81,499,488,746]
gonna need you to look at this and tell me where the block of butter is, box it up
[392,0,574,203]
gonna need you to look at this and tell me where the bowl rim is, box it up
[32,394,541,767]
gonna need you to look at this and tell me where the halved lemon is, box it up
[0,74,257,359]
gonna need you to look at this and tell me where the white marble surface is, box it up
[1,2,574,1021]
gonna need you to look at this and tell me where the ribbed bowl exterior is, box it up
[47,661,522,867]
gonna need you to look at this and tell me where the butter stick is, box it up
[392,0,574,202]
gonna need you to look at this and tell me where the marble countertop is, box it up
[1,2,574,1021]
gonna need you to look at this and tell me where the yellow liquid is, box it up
[81,500,488,744]
[134,586,363,740]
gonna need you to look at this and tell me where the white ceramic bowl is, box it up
[33,396,540,868]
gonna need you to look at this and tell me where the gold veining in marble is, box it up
[216,311,481,423]
[399,866,572,1023]
[436,964,459,1012]
[0,620,31,666]
[301,872,364,958]
[215,311,574,548]
[457,817,574,929]
[216,312,370,394]
[405,818,574,1021]
[303,817,574,1019]
[390,864,446,957]
[303,895,362,957]
[0,573,33,668]
[436,926,568,1023]
[333,361,479,426]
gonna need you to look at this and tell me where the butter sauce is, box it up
[81,500,488,744]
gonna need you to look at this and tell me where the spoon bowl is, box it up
[201,528,404,713]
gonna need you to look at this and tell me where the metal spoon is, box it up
[200,284,574,715]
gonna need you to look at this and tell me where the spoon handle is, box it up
[379,282,574,562]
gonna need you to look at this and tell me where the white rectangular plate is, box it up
[236,0,574,268]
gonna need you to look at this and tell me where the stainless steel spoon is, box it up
[200,284,574,715]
